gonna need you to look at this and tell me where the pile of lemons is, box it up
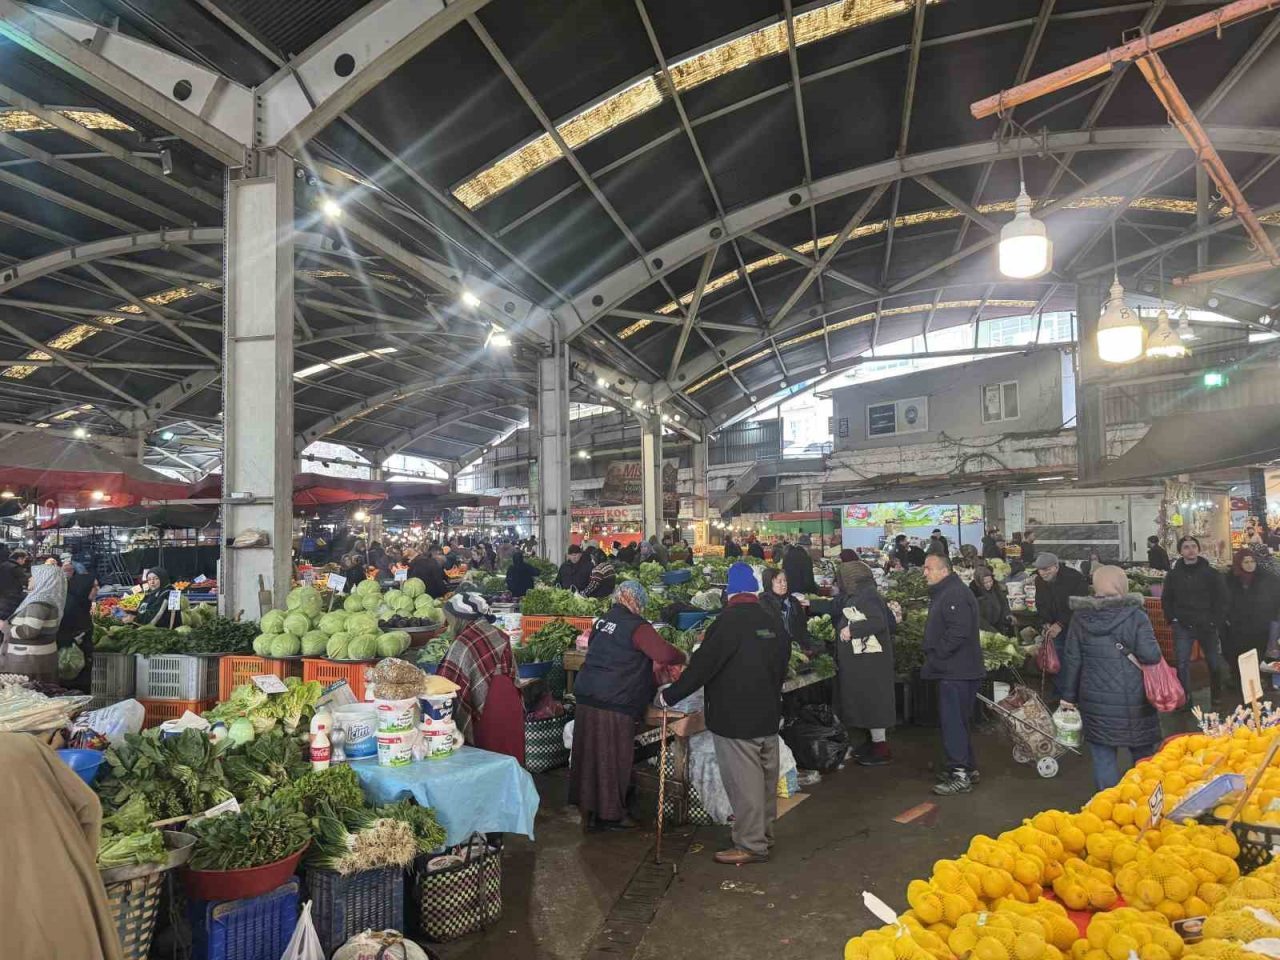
[1075,906,1185,960]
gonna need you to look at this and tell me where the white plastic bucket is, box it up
[419,691,457,723]
[375,696,419,733]
[420,717,464,760]
[376,730,417,766]
[333,703,377,760]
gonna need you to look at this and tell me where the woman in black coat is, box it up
[970,566,1013,635]
[781,544,817,596]
[759,567,810,652]
[832,560,896,766]
[504,550,539,598]
[1058,565,1162,790]
[1224,548,1280,675]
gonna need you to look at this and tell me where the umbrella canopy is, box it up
[188,471,389,507]
[0,433,189,505]
[43,502,218,530]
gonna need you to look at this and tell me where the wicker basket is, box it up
[101,831,196,960]
[307,866,404,957]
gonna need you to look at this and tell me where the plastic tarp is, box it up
[1099,405,1280,482]
[188,472,390,506]
[0,433,189,504]
[43,502,217,530]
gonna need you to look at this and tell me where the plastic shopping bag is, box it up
[281,901,324,960]
[1139,657,1186,713]
[1035,633,1060,675]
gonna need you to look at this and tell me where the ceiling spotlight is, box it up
[1145,309,1188,359]
[73,427,88,439]
[160,148,174,177]
[1096,277,1143,364]
[750,395,758,402]
[160,430,174,441]
[819,366,827,374]
[486,325,512,348]
[1177,309,1197,341]
[673,413,681,422]
[1206,296,1220,309]
[0,491,14,499]
[998,183,1053,279]
[461,291,481,309]
[577,450,589,460]
[595,376,607,388]
[320,197,342,220]
[91,489,105,501]
[353,510,368,522]
[779,380,787,389]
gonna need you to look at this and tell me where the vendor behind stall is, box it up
[0,563,67,680]
[128,568,180,627]
[436,592,524,763]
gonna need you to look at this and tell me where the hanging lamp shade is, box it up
[1177,309,1197,340]
[998,184,1053,279]
[1145,308,1188,358]
[1096,278,1144,363]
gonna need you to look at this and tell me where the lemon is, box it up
[1108,934,1140,960]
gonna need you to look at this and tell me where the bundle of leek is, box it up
[309,804,420,876]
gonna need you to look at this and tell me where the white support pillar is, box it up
[690,428,709,550]
[536,346,571,564]
[221,151,295,618]
[640,415,663,538]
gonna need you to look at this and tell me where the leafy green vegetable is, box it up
[518,586,604,618]
[58,644,85,679]
[98,828,166,868]
[276,764,366,818]
[515,619,581,664]
[98,729,233,819]
[980,629,1023,672]
[788,643,810,679]
[635,561,665,586]
[809,653,836,679]
[881,568,930,605]
[183,616,259,654]
[806,614,835,646]
[188,798,310,871]
[222,729,309,802]
[893,607,928,676]
[376,800,446,855]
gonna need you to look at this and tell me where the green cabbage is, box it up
[317,611,347,635]
[301,630,328,657]
[283,612,310,637]
[348,635,378,660]
[326,632,350,660]
[260,610,286,635]
[270,634,300,657]
[253,633,273,656]
[361,594,381,612]
[343,593,363,613]
[228,716,255,745]
[381,630,410,655]
[355,578,382,597]
[383,588,403,607]
[286,585,323,618]
[402,577,425,598]
[345,612,376,637]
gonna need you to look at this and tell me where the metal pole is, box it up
[655,707,669,865]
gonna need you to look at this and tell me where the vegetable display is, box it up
[518,586,605,618]
[882,568,930,605]
[276,764,366,817]
[183,616,259,654]
[309,805,420,876]
[635,561,665,586]
[806,614,835,646]
[188,797,310,871]
[222,729,309,802]
[204,677,322,736]
[98,729,234,819]
[515,619,582,665]
[376,800,447,855]
[980,630,1024,672]
[97,795,167,869]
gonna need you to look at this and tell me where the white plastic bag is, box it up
[280,901,324,960]
[80,698,145,746]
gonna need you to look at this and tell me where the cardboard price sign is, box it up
[251,674,289,695]
[167,590,182,611]
[1148,782,1164,829]
[326,573,347,592]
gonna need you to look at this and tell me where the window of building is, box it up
[982,381,1019,423]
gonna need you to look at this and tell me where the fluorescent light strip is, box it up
[295,347,397,380]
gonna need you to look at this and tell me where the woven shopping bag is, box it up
[413,836,503,942]
[524,708,572,773]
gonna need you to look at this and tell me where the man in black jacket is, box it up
[660,562,789,865]
[1161,535,1230,706]
[1033,553,1089,662]
[922,553,984,796]
[556,544,593,592]
[1146,536,1171,572]
[407,545,449,599]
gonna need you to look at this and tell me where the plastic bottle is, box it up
[310,705,332,771]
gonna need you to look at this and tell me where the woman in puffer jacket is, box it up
[1058,564,1163,790]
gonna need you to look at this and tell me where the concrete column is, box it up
[221,151,295,618]
[640,415,663,537]
[690,430,709,552]
[1075,281,1106,484]
[536,346,571,564]
[367,466,385,544]
[1250,467,1269,530]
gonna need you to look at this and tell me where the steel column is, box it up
[1074,281,1106,484]
[221,152,295,618]
[640,415,664,539]
[536,347,571,565]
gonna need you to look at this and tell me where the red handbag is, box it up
[1035,633,1061,675]
[1116,642,1185,713]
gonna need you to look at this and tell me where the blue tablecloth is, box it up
[350,747,540,846]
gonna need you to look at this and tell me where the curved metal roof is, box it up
[0,0,1277,469]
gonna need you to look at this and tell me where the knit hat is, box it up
[445,592,490,618]
[726,562,757,596]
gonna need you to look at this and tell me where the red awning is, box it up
[189,472,390,506]
[0,433,189,506]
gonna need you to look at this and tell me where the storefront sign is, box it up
[599,459,679,514]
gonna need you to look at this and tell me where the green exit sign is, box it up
[1203,371,1227,388]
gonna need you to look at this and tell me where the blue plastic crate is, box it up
[661,568,692,585]
[189,879,299,960]
[308,867,404,957]
[674,610,712,630]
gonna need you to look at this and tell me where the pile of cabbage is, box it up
[251,585,414,661]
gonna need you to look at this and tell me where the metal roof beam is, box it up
[0,228,222,295]
[741,231,883,298]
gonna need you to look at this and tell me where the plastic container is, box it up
[661,568,692,585]
[136,654,219,701]
[302,657,368,701]
[674,610,713,630]
[517,660,553,679]
[1052,703,1082,748]
[332,703,377,760]
[140,698,216,729]
[217,656,300,702]
[374,696,419,732]
[57,747,106,785]
[307,867,404,958]
[91,651,136,704]
[376,730,417,766]
[420,717,463,760]
[188,879,300,960]
[517,615,595,638]
[181,846,308,902]
[1169,773,1246,821]
[419,691,457,723]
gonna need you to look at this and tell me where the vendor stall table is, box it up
[349,748,539,847]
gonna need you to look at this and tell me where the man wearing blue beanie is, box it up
[659,561,789,864]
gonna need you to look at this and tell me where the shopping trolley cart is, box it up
[977,680,1082,778]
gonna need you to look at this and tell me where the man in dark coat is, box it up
[723,535,742,559]
[832,560,896,766]
[927,529,950,556]
[906,541,927,567]
[556,544,593,592]
[1162,535,1230,706]
[504,550,539,598]
[922,553,984,795]
[1058,565,1164,789]
[407,545,449,599]
[1146,536,1171,572]
[981,528,1003,560]
[1033,553,1088,680]
[746,536,765,561]
[891,534,912,569]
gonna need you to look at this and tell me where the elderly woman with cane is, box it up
[571,580,686,832]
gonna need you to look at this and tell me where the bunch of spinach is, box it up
[222,729,309,801]
[188,797,310,870]
[183,617,259,654]
[275,764,366,817]
[98,729,234,819]
[514,619,580,664]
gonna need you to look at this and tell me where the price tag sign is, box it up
[326,573,347,592]
[1240,649,1263,705]
[394,568,407,582]
[191,796,240,824]
[1148,781,1164,829]
[193,575,208,584]
[167,590,182,611]
[251,674,289,695]
[301,570,315,586]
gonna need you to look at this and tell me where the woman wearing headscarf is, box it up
[832,559,896,766]
[1058,565,1163,790]
[58,558,98,693]
[970,565,1014,635]
[0,562,68,680]
[128,568,180,627]
[0,734,123,958]
[782,543,817,595]
[1225,548,1280,685]
[571,581,686,831]
[759,567,812,652]
[436,592,524,763]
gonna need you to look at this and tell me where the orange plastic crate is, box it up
[303,658,371,700]
[218,655,301,701]
[140,698,215,728]
[1146,598,1202,662]
[518,615,596,638]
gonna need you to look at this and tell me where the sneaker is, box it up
[933,771,973,796]
[967,768,981,785]
[714,847,770,865]
[857,742,892,766]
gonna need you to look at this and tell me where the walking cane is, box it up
[655,706,669,865]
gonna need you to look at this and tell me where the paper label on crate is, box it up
[1149,781,1164,828]
[326,573,346,592]
[1241,649,1263,704]
[193,575,207,584]
[191,796,240,824]
[167,590,182,610]
[301,570,314,586]
[394,568,407,582]
[251,674,289,694]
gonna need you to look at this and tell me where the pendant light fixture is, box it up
[999,155,1052,279]
[1095,223,1144,364]
[1145,259,1188,359]
[1177,308,1197,341]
